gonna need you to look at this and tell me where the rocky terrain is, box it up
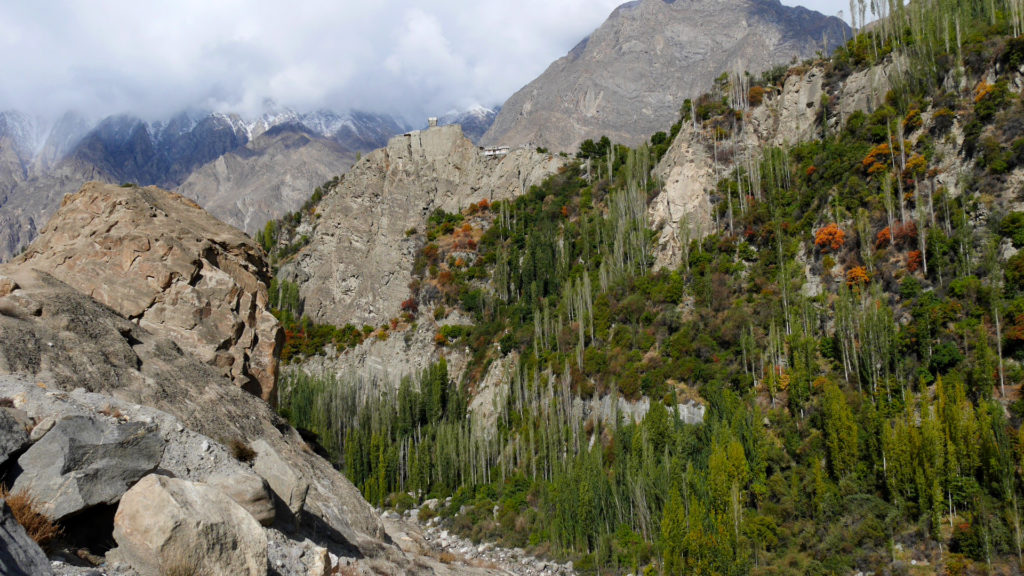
[482,0,850,152]
[0,178,588,575]
[648,56,898,269]
[13,182,282,402]
[0,108,410,262]
[285,124,562,328]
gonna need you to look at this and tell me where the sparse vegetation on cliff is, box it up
[271,0,1024,573]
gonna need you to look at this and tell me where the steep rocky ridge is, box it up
[178,124,357,234]
[482,0,850,152]
[287,124,562,328]
[13,182,282,401]
[649,57,898,269]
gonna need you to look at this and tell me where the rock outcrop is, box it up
[650,123,717,269]
[113,474,268,576]
[13,182,282,401]
[482,0,849,152]
[289,124,562,327]
[649,59,897,269]
[12,415,164,521]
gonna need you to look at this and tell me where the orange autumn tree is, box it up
[846,266,870,286]
[815,223,846,253]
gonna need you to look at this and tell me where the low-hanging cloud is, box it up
[0,0,849,123]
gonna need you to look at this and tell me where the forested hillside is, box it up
[272,0,1024,573]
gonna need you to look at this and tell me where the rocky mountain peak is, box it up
[482,0,850,152]
[13,182,282,401]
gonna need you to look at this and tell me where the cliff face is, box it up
[289,124,562,327]
[649,58,897,269]
[482,0,849,153]
[14,182,282,401]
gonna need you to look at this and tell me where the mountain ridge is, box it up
[482,0,850,151]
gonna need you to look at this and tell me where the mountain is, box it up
[263,1,1024,573]
[0,182,512,574]
[481,0,850,151]
[283,123,561,328]
[0,107,410,261]
[178,124,357,234]
[436,105,500,144]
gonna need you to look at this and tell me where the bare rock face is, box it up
[113,474,268,576]
[177,126,357,235]
[650,59,898,269]
[290,124,561,327]
[650,123,716,269]
[13,182,283,401]
[749,67,826,145]
[482,0,849,152]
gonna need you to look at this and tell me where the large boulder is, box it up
[206,470,276,527]
[12,414,164,520]
[113,474,268,576]
[13,182,283,402]
[251,439,309,524]
[0,498,53,576]
[0,409,28,467]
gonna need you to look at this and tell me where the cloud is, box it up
[0,1,844,123]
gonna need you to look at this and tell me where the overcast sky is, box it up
[0,0,852,123]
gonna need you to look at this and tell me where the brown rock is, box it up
[13,182,282,402]
[113,474,267,576]
[0,275,16,297]
[207,471,277,526]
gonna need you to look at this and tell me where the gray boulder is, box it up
[0,498,53,576]
[207,470,276,526]
[13,414,164,520]
[112,474,267,576]
[0,409,28,467]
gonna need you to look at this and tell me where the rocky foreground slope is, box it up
[13,182,282,402]
[482,0,849,152]
[0,184,536,575]
[287,124,562,328]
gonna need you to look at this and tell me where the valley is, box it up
[2,0,1024,575]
